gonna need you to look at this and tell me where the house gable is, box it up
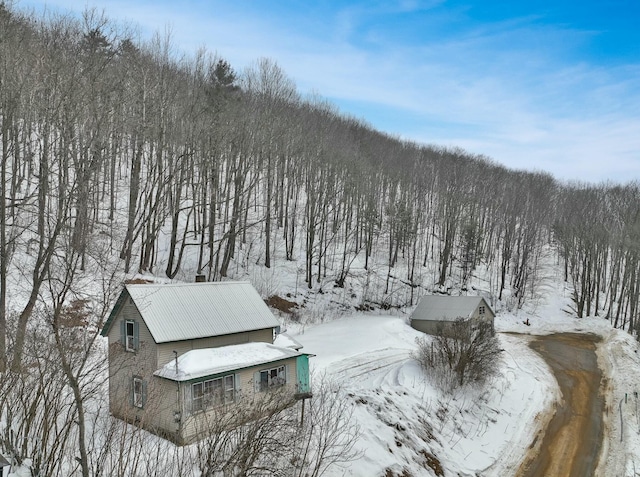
[105,298,159,424]
[100,287,131,337]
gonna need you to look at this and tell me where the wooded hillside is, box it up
[1,4,640,373]
[2,5,640,475]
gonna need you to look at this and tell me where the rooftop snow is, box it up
[154,342,303,381]
[274,332,304,350]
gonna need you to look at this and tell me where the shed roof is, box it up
[154,342,303,381]
[101,281,279,343]
[410,295,493,322]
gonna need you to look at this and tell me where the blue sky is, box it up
[20,0,640,183]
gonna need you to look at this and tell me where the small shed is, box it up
[410,295,495,336]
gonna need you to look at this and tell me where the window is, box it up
[224,375,235,403]
[132,377,145,408]
[192,382,204,412]
[259,365,286,391]
[124,320,137,352]
[125,321,135,351]
[192,374,235,413]
[478,306,486,315]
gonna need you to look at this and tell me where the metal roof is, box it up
[410,295,493,322]
[123,281,279,343]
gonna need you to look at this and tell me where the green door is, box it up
[296,355,310,394]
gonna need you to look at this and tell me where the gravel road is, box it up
[516,333,604,477]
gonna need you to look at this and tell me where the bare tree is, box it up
[192,377,359,477]
[289,377,361,477]
[415,319,501,390]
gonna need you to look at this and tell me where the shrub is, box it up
[415,318,502,391]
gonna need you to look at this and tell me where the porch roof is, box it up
[154,342,304,381]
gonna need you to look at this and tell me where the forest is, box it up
[1,4,640,474]
[2,2,640,366]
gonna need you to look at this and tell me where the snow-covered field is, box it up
[284,286,640,476]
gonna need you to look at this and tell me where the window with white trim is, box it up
[478,306,486,315]
[259,365,286,391]
[133,377,144,408]
[192,374,235,413]
[125,320,136,352]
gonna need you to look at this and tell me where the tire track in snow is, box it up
[327,348,412,387]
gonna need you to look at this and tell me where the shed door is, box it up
[296,355,310,394]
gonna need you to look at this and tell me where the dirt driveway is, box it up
[516,333,604,477]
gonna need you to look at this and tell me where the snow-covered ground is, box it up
[5,229,640,476]
[285,284,640,476]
